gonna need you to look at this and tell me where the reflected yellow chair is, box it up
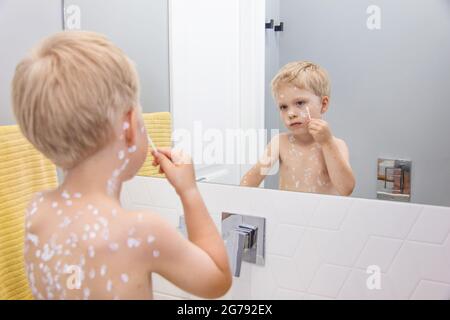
[137,112,172,177]
[0,125,58,300]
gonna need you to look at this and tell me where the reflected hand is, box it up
[308,119,333,145]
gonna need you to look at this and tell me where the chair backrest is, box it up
[137,112,172,178]
[0,125,58,300]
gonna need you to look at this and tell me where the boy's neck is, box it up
[57,144,124,204]
[290,131,315,145]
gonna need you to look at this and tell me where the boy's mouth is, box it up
[289,121,303,128]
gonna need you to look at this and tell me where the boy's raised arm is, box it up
[147,148,232,298]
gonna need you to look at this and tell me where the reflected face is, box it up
[275,84,325,134]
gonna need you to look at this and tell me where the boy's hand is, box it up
[308,119,333,145]
[151,148,197,197]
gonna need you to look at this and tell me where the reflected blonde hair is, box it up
[271,61,331,98]
[12,31,140,169]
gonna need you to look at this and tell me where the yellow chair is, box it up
[137,112,172,177]
[0,125,58,300]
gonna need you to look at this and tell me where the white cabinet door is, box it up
[170,0,265,185]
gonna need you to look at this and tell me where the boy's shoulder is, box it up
[111,207,175,249]
[332,136,349,149]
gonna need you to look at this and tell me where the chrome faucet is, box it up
[222,213,265,277]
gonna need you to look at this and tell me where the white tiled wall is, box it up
[121,177,450,300]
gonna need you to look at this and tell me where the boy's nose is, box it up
[288,113,297,119]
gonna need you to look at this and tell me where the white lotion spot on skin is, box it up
[27,233,39,247]
[128,145,137,153]
[118,150,125,160]
[109,243,119,252]
[147,235,155,244]
[100,265,107,277]
[88,245,95,258]
[74,193,82,199]
[51,202,58,209]
[153,250,160,258]
[120,273,129,284]
[127,238,141,248]
[83,288,90,300]
[106,280,113,292]
[123,122,130,130]
[61,191,70,199]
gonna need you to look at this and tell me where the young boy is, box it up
[241,61,355,196]
[12,31,231,300]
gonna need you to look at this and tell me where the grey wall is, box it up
[0,0,170,127]
[268,0,450,206]
[64,0,170,114]
[0,0,63,125]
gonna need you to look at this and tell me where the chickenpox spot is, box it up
[127,238,141,248]
[83,288,90,300]
[88,245,95,258]
[106,280,113,292]
[61,191,70,199]
[120,273,129,284]
[52,202,58,208]
[27,233,39,246]
[100,265,107,277]
[109,243,119,252]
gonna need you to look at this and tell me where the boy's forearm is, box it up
[321,141,355,196]
[240,164,266,187]
[179,188,230,273]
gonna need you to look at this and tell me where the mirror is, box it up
[63,0,170,115]
[168,0,450,208]
[259,0,450,207]
[59,0,449,207]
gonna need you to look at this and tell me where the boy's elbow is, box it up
[202,270,232,299]
[341,178,355,196]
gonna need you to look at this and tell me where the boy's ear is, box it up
[320,96,330,114]
[124,108,139,146]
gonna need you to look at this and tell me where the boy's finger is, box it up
[155,151,175,172]
[153,148,174,161]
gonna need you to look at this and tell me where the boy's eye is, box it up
[279,105,287,111]
[296,101,305,107]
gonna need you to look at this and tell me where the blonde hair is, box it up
[12,31,140,169]
[271,61,331,99]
